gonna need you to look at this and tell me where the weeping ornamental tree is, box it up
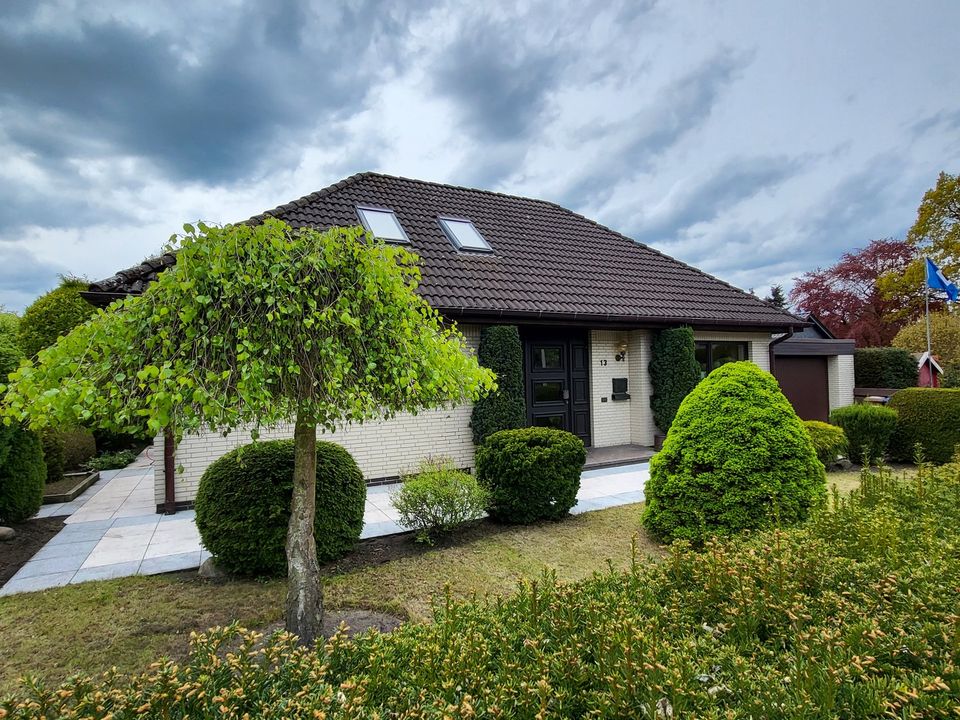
[1,219,495,644]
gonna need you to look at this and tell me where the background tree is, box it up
[2,220,494,644]
[790,238,917,346]
[764,285,788,309]
[17,278,96,359]
[892,310,960,366]
[881,172,960,303]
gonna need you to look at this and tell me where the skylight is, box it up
[438,217,492,252]
[356,206,409,243]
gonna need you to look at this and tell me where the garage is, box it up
[775,355,830,421]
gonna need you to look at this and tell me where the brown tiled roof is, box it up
[87,172,802,329]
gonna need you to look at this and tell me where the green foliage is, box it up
[392,457,488,543]
[0,311,21,381]
[470,325,525,444]
[0,426,45,523]
[2,221,495,440]
[942,361,960,388]
[60,429,97,470]
[17,278,95,359]
[892,311,960,366]
[40,428,65,484]
[887,387,960,463]
[84,449,138,472]
[649,326,701,432]
[853,347,918,388]
[195,440,365,576]
[828,404,898,464]
[803,420,848,466]
[8,464,960,718]
[475,427,585,523]
[643,362,825,542]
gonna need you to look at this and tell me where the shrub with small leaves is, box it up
[887,387,960,463]
[829,403,898,464]
[392,457,488,543]
[0,425,45,523]
[470,325,525,445]
[853,347,918,388]
[17,278,95,359]
[649,326,701,433]
[84,449,138,472]
[476,427,585,523]
[803,420,848,466]
[39,428,65,484]
[60,428,97,470]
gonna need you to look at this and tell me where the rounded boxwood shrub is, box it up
[643,362,825,542]
[887,388,960,463]
[649,326,701,433]
[853,347,918,388]
[828,404,898,464]
[0,425,46,523]
[476,427,585,523]
[17,277,96,359]
[195,439,365,577]
[803,420,848,466]
[471,325,526,445]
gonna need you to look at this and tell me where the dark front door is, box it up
[775,356,830,421]
[524,331,591,446]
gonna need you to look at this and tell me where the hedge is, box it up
[649,326,701,433]
[40,429,65,484]
[828,404,898,464]
[195,439,365,576]
[643,361,825,542]
[17,278,96,359]
[6,464,959,718]
[853,347,918,388]
[887,387,960,463]
[476,427,585,523]
[803,420,848,466]
[470,325,525,444]
[0,426,46,524]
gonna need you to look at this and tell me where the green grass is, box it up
[0,503,658,694]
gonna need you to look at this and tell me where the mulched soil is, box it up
[0,516,68,585]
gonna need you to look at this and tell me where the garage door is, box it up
[774,356,830,421]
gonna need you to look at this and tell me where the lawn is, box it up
[0,470,868,695]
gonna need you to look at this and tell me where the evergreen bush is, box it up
[853,347,918,388]
[470,325,525,444]
[40,429,65,484]
[0,426,46,523]
[649,326,701,432]
[17,278,95,359]
[392,457,488,543]
[476,427,585,523]
[803,420,848,466]
[643,361,825,542]
[887,387,960,463]
[195,439,365,576]
[61,429,97,470]
[828,404,898,464]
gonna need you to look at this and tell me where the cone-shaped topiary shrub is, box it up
[649,326,701,433]
[470,325,526,445]
[643,361,825,542]
[0,425,46,523]
[476,427,585,523]
[195,439,365,577]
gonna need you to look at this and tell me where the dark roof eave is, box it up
[79,290,137,308]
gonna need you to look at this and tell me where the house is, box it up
[916,351,943,388]
[770,314,855,421]
[83,173,855,513]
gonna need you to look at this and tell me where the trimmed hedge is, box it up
[643,361,825,542]
[853,347,918,388]
[470,325,525,445]
[0,426,46,524]
[888,388,960,463]
[828,404,898,464]
[649,326,701,433]
[17,278,96,359]
[476,427,585,523]
[803,420,848,466]
[61,429,97,470]
[195,439,365,577]
[40,429,65,484]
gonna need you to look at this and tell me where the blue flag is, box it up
[926,258,958,301]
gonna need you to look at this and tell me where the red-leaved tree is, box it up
[790,238,920,347]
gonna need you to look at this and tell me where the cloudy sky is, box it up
[1,0,958,311]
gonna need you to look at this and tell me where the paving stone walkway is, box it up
[2,452,648,596]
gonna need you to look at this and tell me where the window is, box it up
[695,341,747,379]
[438,216,492,252]
[532,346,562,370]
[356,206,409,243]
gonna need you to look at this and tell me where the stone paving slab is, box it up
[1,449,648,596]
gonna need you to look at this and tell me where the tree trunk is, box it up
[285,415,323,644]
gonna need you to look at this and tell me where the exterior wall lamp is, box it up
[615,341,628,362]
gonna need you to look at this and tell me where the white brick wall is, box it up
[589,329,633,447]
[628,330,656,446]
[828,354,855,412]
[693,331,772,372]
[155,324,480,506]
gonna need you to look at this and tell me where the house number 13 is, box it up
[599,359,608,366]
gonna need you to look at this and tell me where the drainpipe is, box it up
[163,427,176,515]
[768,326,796,375]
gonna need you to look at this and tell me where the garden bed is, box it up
[0,516,67,585]
[42,471,99,504]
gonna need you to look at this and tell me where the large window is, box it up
[695,341,748,379]
[356,206,409,243]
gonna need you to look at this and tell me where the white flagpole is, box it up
[925,258,934,387]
